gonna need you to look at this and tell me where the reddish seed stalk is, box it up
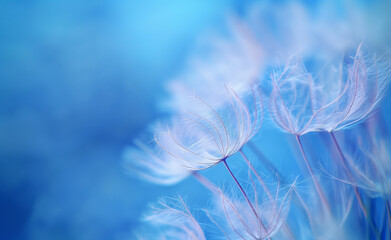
[222,159,266,231]
[295,135,330,212]
[329,132,368,218]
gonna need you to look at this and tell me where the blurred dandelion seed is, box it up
[143,196,206,240]
[124,138,191,185]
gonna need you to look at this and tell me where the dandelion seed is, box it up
[155,84,278,238]
[143,196,206,240]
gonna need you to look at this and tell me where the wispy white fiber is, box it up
[143,196,206,240]
[124,129,191,185]
[155,85,263,170]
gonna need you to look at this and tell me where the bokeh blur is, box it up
[0,0,390,240]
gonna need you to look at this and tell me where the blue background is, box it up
[0,0,390,239]
[0,1,244,239]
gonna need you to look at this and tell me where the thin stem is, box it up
[295,135,330,211]
[222,159,266,231]
[192,172,218,194]
[329,132,368,218]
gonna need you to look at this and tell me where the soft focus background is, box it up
[0,1,390,240]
